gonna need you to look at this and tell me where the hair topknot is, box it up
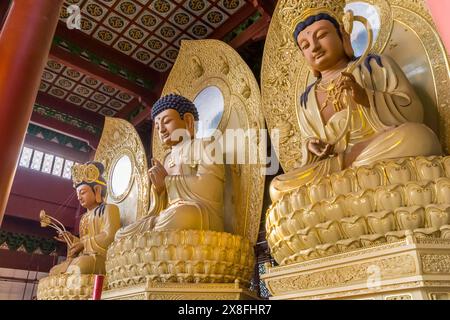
[151,93,199,121]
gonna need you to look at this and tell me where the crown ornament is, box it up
[278,0,352,34]
[71,163,106,188]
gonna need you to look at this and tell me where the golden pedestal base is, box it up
[37,274,107,300]
[102,280,259,300]
[262,235,450,300]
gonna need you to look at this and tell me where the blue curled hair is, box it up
[151,93,199,121]
[293,13,343,47]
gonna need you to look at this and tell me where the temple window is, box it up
[18,146,78,180]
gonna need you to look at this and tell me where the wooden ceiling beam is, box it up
[252,0,277,16]
[54,22,163,90]
[30,113,100,150]
[229,13,271,49]
[49,46,154,104]
[36,92,104,128]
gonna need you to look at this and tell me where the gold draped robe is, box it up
[49,204,121,275]
[115,139,225,239]
[270,55,442,202]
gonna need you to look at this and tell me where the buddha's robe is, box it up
[270,54,442,202]
[49,204,121,275]
[115,139,225,239]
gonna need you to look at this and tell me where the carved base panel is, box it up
[37,274,107,300]
[262,236,450,300]
[102,280,259,300]
[106,230,254,290]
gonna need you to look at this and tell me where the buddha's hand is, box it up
[67,242,84,258]
[54,231,74,244]
[149,158,168,194]
[339,72,370,108]
[307,139,334,159]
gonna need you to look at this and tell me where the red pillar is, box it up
[426,0,450,53]
[0,0,64,225]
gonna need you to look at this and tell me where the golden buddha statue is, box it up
[115,93,225,239]
[269,0,443,202]
[48,162,121,276]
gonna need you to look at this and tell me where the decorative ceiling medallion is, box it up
[117,0,141,18]
[94,27,118,45]
[100,107,117,116]
[132,49,154,63]
[152,0,175,17]
[115,39,136,53]
[49,87,68,99]
[107,14,128,32]
[47,60,63,72]
[204,10,226,27]
[116,92,133,103]
[60,6,70,20]
[80,17,96,34]
[63,68,83,81]
[84,101,101,112]
[92,93,110,103]
[55,77,76,90]
[67,94,85,106]
[74,85,94,97]
[158,23,179,40]
[137,11,162,31]
[108,99,126,110]
[218,0,245,14]
[126,26,148,43]
[152,59,171,72]
[184,0,210,16]
[173,11,191,26]
[42,70,58,82]
[83,2,108,21]
[100,85,118,96]
[164,47,179,61]
[82,76,101,89]
[39,82,50,92]
[188,22,212,39]
[145,36,166,53]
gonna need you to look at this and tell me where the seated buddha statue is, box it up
[48,162,121,276]
[270,0,443,202]
[115,93,225,240]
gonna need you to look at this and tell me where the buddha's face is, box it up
[297,19,347,72]
[76,184,97,210]
[154,108,194,147]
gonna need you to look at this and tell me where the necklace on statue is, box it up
[316,73,345,113]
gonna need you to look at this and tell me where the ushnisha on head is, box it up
[291,0,355,77]
[151,93,199,147]
[71,161,107,213]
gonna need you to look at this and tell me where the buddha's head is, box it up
[151,93,199,147]
[72,162,107,211]
[292,1,355,77]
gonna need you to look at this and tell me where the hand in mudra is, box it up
[308,139,334,159]
[54,231,74,244]
[339,72,370,108]
[149,158,168,194]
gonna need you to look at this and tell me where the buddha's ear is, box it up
[340,26,355,59]
[183,113,195,133]
[93,185,103,204]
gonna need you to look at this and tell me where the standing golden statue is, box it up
[269,0,442,202]
[115,93,225,239]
